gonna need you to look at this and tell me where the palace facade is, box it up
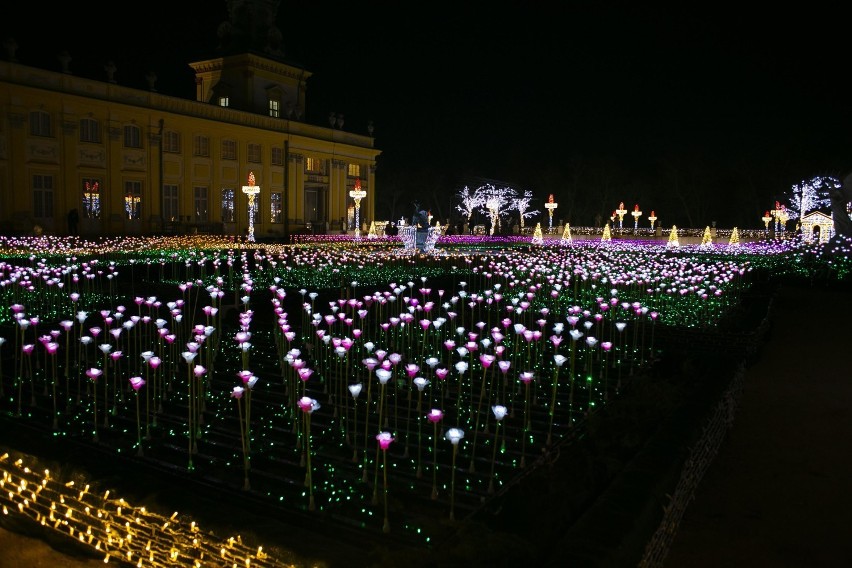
[0,18,379,239]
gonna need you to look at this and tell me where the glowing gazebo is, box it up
[800,211,834,244]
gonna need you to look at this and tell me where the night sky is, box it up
[3,3,850,227]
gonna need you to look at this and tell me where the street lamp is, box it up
[349,177,367,240]
[631,204,642,231]
[544,194,558,231]
[615,202,627,229]
[241,171,260,242]
[648,210,657,230]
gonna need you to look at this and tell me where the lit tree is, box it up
[512,189,540,229]
[785,176,836,221]
[456,183,541,234]
[476,184,518,235]
[455,186,484,223]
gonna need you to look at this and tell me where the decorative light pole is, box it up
[544,194,558,231]
[770,201,779,232]
[761,210,773,234]
[445,427,464,521]
[648,210,657,230]
[631,204,642,231]
[615,202,627,229]
[241,171,260,243]
[777,204,788,232]
[349,177,367,240]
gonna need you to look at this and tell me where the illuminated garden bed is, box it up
[0,233,848,566]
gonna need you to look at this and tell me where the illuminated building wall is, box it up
[0,51,378,238]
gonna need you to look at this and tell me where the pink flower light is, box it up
[375,431,395,450]
[298,396,320,413]
[427,409,444,423]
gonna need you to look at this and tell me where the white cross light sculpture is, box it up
[631,204,642,230]
[648,210,657,230]
[544,194,558,230]
[349,177,367,240]
[242,171,260,242]
[761,210,773,233]
[615,202,628,229]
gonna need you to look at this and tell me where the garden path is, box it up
[662,281,852,568]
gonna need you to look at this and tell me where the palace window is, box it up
[218,96,229,108]
[193,135,209,157]
[306,157,323,173]
[29,111,52,137]
[194,186,209,222]
[162,184,178,222]
[32,174,54,219]
[124,180,142,219]
[271,147,284,166]
[124,125,142,148]
[221,140,237,161]
[248,143,262,163]
[348,163,361,178]
[163,131,181,153]
[82,178,101,219]
[268,99,280,118]
[80,118,101,143]
[221,189,235,223]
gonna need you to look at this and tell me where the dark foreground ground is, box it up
[1,279,850,567]
[662,281,852,568]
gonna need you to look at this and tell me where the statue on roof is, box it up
[218,0,285,57]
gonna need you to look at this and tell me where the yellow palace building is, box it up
[0,4,379,239]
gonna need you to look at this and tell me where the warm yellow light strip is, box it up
[0,453,298,567]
